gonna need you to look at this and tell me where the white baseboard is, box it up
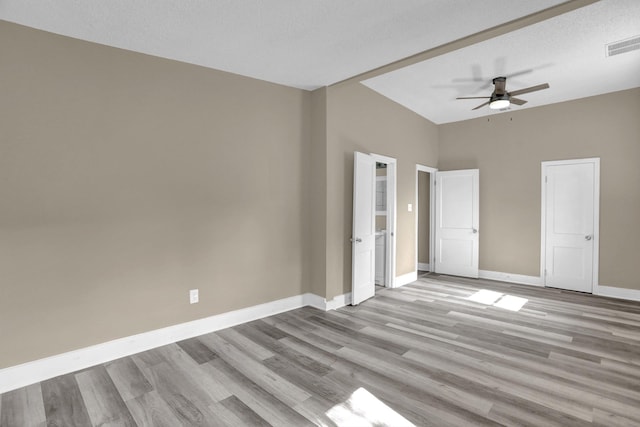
[595,285,640,302]
[417,263,430,271]
[479,271,640,303]
[325,292,352,310]
[0,293,311,394]
[305,292,352,311]
[395,271,418,288]
[478,270,543,287]
[303,293,327,310]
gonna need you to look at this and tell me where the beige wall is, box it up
[439,88,640,289]
[418,171,430,265]
[324,83,439,299]
[0,21,311,368]
[308,88,328,297]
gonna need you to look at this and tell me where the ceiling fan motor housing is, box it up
[492,76,508,94]
[491,92,510,102]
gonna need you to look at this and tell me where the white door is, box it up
[351,152,376,305]
[434,169,479,278]
[543,159,598,293]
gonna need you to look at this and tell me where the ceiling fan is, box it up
[457,77,549,110]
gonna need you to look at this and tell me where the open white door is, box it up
[542,159,598,293]
[434,169,479,278]
[351,152,376,305]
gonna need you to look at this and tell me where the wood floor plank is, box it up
[325,361,495,427]
[204,358,315,426]
[41,374,92,427]
[200,333,312,408]
[207,400,248,427]
[124,390,182,427]
[136,360,221,426]
[219,395,271,427]
[104,356,153,402]
[75,365,137,427]
[216,327,275,361]
[262,354,347,404]
[0,383,46,427]
[176,337,220,364]
[293,396,339,427]
[149,343,232,403]
[235,322,334,376]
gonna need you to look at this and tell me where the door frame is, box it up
[415,165,437,274]
[540,157,600,291]
[371,153,397,288]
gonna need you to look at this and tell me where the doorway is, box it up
[541,158,600,293]
[416,165,437,275]
[371,154,397,291]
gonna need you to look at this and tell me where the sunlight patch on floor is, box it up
[468,290,528,311]
[325,387,415,427]
[467,289,503,305]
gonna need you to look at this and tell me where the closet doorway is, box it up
[415,165,436,274]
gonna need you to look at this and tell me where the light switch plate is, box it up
[408,203,413,212]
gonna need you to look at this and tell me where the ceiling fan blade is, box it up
[472,100,491,110]
[510,97,527,106]
[456,96,491,100]
[509,83,549,96]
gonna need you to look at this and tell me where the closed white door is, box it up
[543,160,598,293]
[351,152,376,305]
[434,169,479,278]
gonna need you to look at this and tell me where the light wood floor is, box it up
[2,274,640,426]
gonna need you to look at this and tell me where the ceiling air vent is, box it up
[606,35,640,57]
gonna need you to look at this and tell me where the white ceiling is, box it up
[363,0,640,123]
[0,0,565,90]
[1,1,638,123]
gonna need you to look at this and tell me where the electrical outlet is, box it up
[408,203,413,212]
[189,289,199,304]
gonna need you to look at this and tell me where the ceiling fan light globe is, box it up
[489,99,510,110]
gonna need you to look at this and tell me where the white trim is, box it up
[304,293,328,310]
[472,270,640,303]
[541,158,600,291]
[595,286,640,302]
[478,270,544,287]
[592,159,601,293]
[540,162,546,281]
[0,293,314,394]
[304,292,352,311]
[394,271,418,288]
[415,164,437,278]
[418,263,431,271]
[325,292,352,310]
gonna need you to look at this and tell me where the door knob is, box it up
[585,235,592,241]
[472,228,478,234]
[350,237,362,243]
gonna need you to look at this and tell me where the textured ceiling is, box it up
[363,0,640,123]
[0,0,565,90]
[1,1,638,123]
